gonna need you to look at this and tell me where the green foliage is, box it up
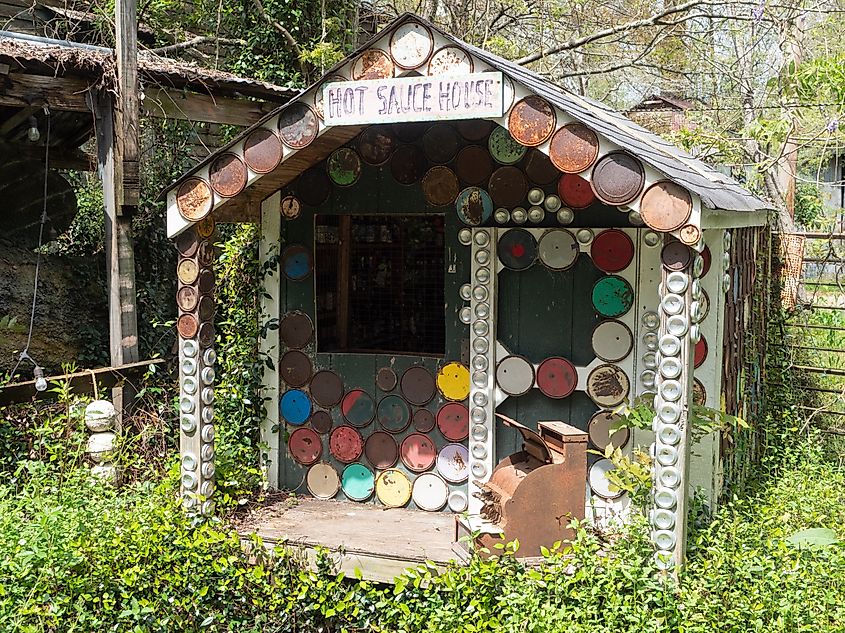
[794,182,827,228]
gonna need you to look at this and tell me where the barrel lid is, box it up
[376,366,398,392]
[497,228,537,271]
[279,350,313,387]
[281,244,312,281]
[640,181,692,232]
[243,127,283,174]
[535,357,577,399]
[280,389,311,425]
[455,186,493,226]
[341,389,376,427]
[586,364,630,407]
[209,153,247,198]
[357,126,397,166]
[591,276,634,318]
[557,173,595,209]
[341,463,375,501]
[495,355,535,396]
[488,166,528,208]
[437,443,469,483]
[365,431,400,469]
[591,229,634,273]
[412,472,449,511]
[329,425,364,463]
[587,410,630,451]
[422,166,460,207]
[488,126,526,165]
[538,229,578,271]
[589,458,622,499]
[455,145,493,186]
[590,151,644,206]
[310,410,333,434]
[278,103,318,150]
[422,124,460,164]
[289,427,322,465]
[549,122,599,174]
[591,319,634,362]
[327,147,361,187]
[377,394,412,433]
[401,366,436,405]
[412,408,436,433]
[437,402,469,441]
[306,462,340,499]
[390,144,429,185]
[280,311,314,349]
[507,95,556,147]
[176,177,213,222]
[375,469,412,508]
[523,148,561,185]
[436,362,470,402]
[400,433,437,472]
[388,21,434,69]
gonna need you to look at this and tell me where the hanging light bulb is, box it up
[27,116,40,143]
[33,366,47,392]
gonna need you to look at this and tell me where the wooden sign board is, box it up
[323,72,504,126]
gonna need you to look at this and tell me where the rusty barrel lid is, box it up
[590,151,645,206]
[377,394,412,433]
[175,229,199,257]
[591,229,634,273]
[341,463,375,501]
[437,443,469,483]
[507,95,556,147]
[693,378,706,406]
[278,103,318,150]
[455,186,493,226]
[455,145,493,185]
[488,126,527,165]
[549,122,600,174]
[177,313,198,338]
[586,364,630,407]
[592,275,634,318]
[289,427,322,465]
[306,462,340,499]
[538,229,578,271]
[694,337,708,368]
[281,244,312,281]
[400,433,437,472]
[422,124,459,164]
[209,153,247,198]
[422,166,460,207]
[497,228,537,271]
[588,410,630,451]
[296,167,331,207]
[427,45,473,75]
[310,370,343,407]
[536,357,577,399]
[176,177,213,222]
[389,20,434,69]
[488,166,528,208]
[365,431,400,469]
[524,148,561,185]
[177,259,199,285]
[496,355,535,396]
[310,410,333,434]
[279,350,313,387]
[437,402,469,441]
[640,181,693,232]
[196,216,216,239]
[412,472,449,511]
[327,147,361,187]
[313,75,346,120]
[455,119,494,142]
[198,295,215,321]
[197,269,215,294]
[280,388,311,425]
[390,144,429,185]
[280,311,314,349]
[679,224,700,245]
[243,127,283,174]
[177,286,198,312]
[341,389,376,427]
[280,195,301,220]
[557,173,596,209]
[329,425,364,463]
[197,240,215,268]
[198,322,215,347]
[413,408,436,433]
[376,366,398,391]
[702,245,712,276]
[661,240,692,271]
[352,48,394,80]
[400,366,436,405]
[358,126,397,166]
[591,319,633,362]
[375,469,412,508]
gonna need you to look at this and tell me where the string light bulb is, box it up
[27,116,40,143]
[33,366,47,392]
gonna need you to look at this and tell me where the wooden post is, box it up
[259,192,281,489]
[116,0,140,209]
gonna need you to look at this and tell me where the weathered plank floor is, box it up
[238,496,461,583]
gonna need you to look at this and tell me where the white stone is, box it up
[90,464,119,485]
[84,400,116,432]
[87,431,116,462]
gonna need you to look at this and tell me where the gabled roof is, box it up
[164,12,770,238]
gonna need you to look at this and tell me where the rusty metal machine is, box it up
[456,414,588,558]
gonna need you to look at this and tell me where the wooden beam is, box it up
[0,104,37,136]
[116,0,139,208]
[0,142,95,170]
[143,87,279,126]
[0,72,92,111]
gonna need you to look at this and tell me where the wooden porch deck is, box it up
[238,496,464,583]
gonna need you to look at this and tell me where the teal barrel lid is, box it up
[341,463,375,501]
[341,389,376,427]
[455,186,493,226]
[591,275,634,318]
[377,394,411,433]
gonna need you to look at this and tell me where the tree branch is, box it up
[250,0,307,76]
[148,35,246,55]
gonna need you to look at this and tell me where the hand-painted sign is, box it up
[323,72,504,126]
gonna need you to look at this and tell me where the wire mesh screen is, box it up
[315,214,445,355]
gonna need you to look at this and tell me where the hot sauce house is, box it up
[165,14,769,576]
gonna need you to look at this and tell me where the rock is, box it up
[86,431,115,463]
[85,400,116,432]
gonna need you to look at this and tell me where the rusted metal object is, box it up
[693,379,706,406]
[198,269,215,294]
[390,144,429,185]
[176,177,213,222]
[497,228,537,271]
[549,122,599,174]
[586,364,630,407]
[427,45,473,75]
[198,322,215,347]
[177,286,198,312]
[341,389,376,427]
[588,410,629,451]
[557,173,595,209]
[289,427,322,465]
[377,394,412,433]
[352,48,394,80]
[365,431,400,469]
[310,370,343,407]
[177,313,198,338]
[279,350,313,387]
[358,126,397,166]
[279,311,314,349]
[701,245,712,276]
[679,223,700,245]
[327,147,361,186]
[455,186,493,226]
[590,151,645,205]
[413,408,435,432]
[524,148,560,185]
[661,240,692,271]
[422,123,459,164]
[296,168,331,207]
[310,410,333,434]
[278,103,319,150]
[209,152,247,198]
[488,165,528,208]
[329,425,364,463]
[198,294,215,321]
[196,216,215,239]
[495,355,535,396]
[400,366,436,405]
[313,75,346,120]
[243,128,283,174]
[455,145,493,185]
[640,181,693,232]
[507,95,556,147]
[422,166,460,207]
[280,195,301,219]
[175,229,199,257]
[389,21,434,69]
[536,357,577,399]
[197,240,215,267]
[177,259,199,285]
[376,367,398,391]
[488,126,526,165]
[455,119,493,141]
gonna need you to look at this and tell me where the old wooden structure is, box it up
[163,14,770,576]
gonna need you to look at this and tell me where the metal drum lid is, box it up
[341,389,376,427]
[282,245,312,281]
[375,469,412,508]
[177,314,198,338]
[496,355,535,396]
[209,153,247,198]
[679,224,700,245]
[281,195,301,220]
[538,229,578,271]
[488,166,528,208]
[412,472,449,511]
[497,228,537,271]
[352,49,394,80]
[393,121,431,143]
[176,230,199,257]
[198,322,215,347]
[297,167,331,207]
[591,229,635,273]
[280,311,314,349]
[313,75,345,120]
[341,463,375,501]
[557,173,596,209]
[327,147,361,187]
[437,402,469,441]
[590,151,645,206]
[388,21,434,69]
[413,408,436,433]
[358,126,397,166]
[401,366,437,405]
[536,357,577,399]
[377,395,412,433]
[243,127,283,174]
[176,177,213,222]
[422,166,460,207]
[694,337,708,368]
[436,362,470,402]
[591,319,634,362]
[701,245,712,276]
[507,95,556,147]
[279,350,313,387]
[448,489,468,512]
[289,427,322,465]
[591,276,635,317]
[196,216,215,239]
[455,187,493,226]
[390,144,429,185]
[589,458,622,499]
[198,295,215,321]
[177,286,198,312]
[549,122,599,174]
[455,145,493,186]
[329,425,364,463]
[310,410,333,434]
[400,433,437,472]
[524,148,561,185]
[488,126,527,165]
[376,366,398,391]
[661,241,692,271]
[640,181,693,232]
[307,463,340,499]
[365,431,399,469]
[588,410,630,451]
[586,364,631,408]
[428,45,473,75]
[278,103,318,150]
[197,240,215,267]
[693,378,707,406]
[422,124,459,164]
[177,258,199,285]
[198,269,215,294]
[455,119,494,142]
[437,443,469,483]
[280,389,311,425]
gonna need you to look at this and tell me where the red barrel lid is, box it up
[436,402,469,441]
[400,433,437,472]
[243,127,283,174]
[557,173,596,209]
[341,389,376,427]
[591,229,635,273]
[329,425,364,463]
[536,357,577,399]
[289,427,322,465]
[702,245,712,276]
[694,337,708,368]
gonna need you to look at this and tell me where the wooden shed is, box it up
[164,14,770,577]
